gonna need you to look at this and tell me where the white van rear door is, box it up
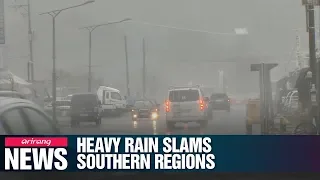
[169,89,201,117]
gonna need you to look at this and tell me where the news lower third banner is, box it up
[1,135,320,172]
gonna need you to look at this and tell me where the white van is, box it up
[165,86,211,129]
[97,86,126,115]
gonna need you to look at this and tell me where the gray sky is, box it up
[3,0,314,94]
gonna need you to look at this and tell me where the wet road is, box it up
[59,104,248,135]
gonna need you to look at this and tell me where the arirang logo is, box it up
[4,137,68,171]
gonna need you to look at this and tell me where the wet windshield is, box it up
[211,93,228,99]
[134,101,152,108]
[169,90,199,102]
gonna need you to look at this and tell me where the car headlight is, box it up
[151,112,158,119]
[133,114,137,118]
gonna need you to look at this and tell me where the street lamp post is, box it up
[39,0,94,123]
[9,0,34,82]
[124,35,130,97]
[79,18,131,92]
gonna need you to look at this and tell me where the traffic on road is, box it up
[0,86,249,135]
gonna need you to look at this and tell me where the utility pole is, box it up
[39,0,94,123]
[218,70,223,91]
[218,70,226,93]
[10,0,34,82]
[306,4,319,122]
[88,30,92,92]
[307,4,317,84]
[301,0,320,133]
[142,38,146,98]
[124,35,130,97]
[27,0,34,82]
[78,18,131,92]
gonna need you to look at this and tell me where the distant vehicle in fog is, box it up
[210,93,231,112]
[131,99,159,121]
[97,86,126,116]
[69,93,102,127]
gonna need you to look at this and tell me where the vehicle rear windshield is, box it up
[169,90,199,102]
[71,94,97,107]
[134,101,152,108]
[211,94,228,99]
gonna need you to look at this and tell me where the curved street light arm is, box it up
[79,18,132,32]
[129,20,243,36]
[39,0,94,17]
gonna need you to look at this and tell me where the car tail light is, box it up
[165,100,170,112]
[199,98,205,111]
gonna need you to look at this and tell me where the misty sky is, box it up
[3,0,317,94]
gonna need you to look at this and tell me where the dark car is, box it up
[0,97,60,135]
[210,93,230,112]
[70,93,102,127]
[131,100,159,121]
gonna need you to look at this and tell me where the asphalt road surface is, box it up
[59,104,254,135]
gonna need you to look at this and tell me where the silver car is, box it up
[0,97,60,135]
